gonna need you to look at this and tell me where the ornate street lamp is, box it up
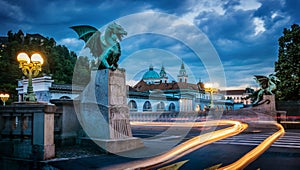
[204,82,218,108]
[17,52,44,102]
[0,93,9,106]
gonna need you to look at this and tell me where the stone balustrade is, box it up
[0,102,56,160]
[129,111,207,122]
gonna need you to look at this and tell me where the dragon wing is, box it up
[70,25,98,42]
[70,25,103,57]
[254,75,269,89]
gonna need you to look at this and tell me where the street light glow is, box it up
[17,52,30,64]
[31,53,44,64]
[204,82,219,88]
[204,82,219,108]
[0,93,10,106]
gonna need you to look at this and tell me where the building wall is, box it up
[126,98,179,112]
[16,76,239,113]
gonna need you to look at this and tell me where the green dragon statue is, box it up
[70,22,127,70]
[251,74,279,105]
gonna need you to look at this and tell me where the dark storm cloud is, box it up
[0,0,299,88]
[0,0,151,37]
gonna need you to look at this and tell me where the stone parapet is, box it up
[0,102,56,160]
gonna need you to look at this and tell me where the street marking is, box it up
[271,144,300,149]
[214,131,300,149]
[158,160,189,170]
[204,163,222,170]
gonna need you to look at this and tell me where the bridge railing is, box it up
[129,111,207,122]
[0,107,35,142]
[0,103,56,160]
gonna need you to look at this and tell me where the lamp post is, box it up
[17,52,44,102]
[204,83,218,108]
[0,93,9,106]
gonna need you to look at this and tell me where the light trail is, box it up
[101,120,248,170]
[218,122,285,170]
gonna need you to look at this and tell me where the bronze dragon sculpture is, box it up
[70,22,127,70]
[250,74,279,105]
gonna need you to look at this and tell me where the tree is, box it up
[72,56,91,86]
[44,45,77,84]
[275,24,300,101]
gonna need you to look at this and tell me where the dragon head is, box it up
[269,74,280,82]
[107,22,127,43]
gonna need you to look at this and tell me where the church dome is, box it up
[142,65,160,80]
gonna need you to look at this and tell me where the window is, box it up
[169,103,175,112]
[128,100,137,111]
[60,96,71,99]
[143,101,152,111]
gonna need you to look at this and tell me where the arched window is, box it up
[157,102,165,111]
[59,96,71,99]
[143,101,152,111]
[168,103,175,112]
[128,100,137,111]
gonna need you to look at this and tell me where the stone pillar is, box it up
[32,104,56,160]
[76,69,143,153]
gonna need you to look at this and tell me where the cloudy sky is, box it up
[1,0,299,89]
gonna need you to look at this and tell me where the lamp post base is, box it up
[23,93,37,102]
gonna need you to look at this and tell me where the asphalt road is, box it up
[152,144,300,170]
[46,126,300,170]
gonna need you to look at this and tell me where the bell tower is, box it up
[177,61,188,83]
[159,65,168,83]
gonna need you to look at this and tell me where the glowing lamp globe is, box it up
[17,53,30,64]
[31,53,44,64]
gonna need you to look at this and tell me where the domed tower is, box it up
[159,65,168,83]
[177,61,188,83]
[142,65,161,84]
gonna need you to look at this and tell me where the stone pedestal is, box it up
[252,95,275,119]
[95,69,133,139]
[252,95,286,122]
[253,95,276,115]
[76,69,143,153]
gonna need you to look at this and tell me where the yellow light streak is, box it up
[103,120,248,170]
[218,122,285,170]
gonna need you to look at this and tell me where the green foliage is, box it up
[72,56,91,86]
[275,24,300,101]
[44,45,77,84]
[0,30,79,101]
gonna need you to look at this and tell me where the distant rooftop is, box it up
[132,80,203,92]
[0,37,8,44]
